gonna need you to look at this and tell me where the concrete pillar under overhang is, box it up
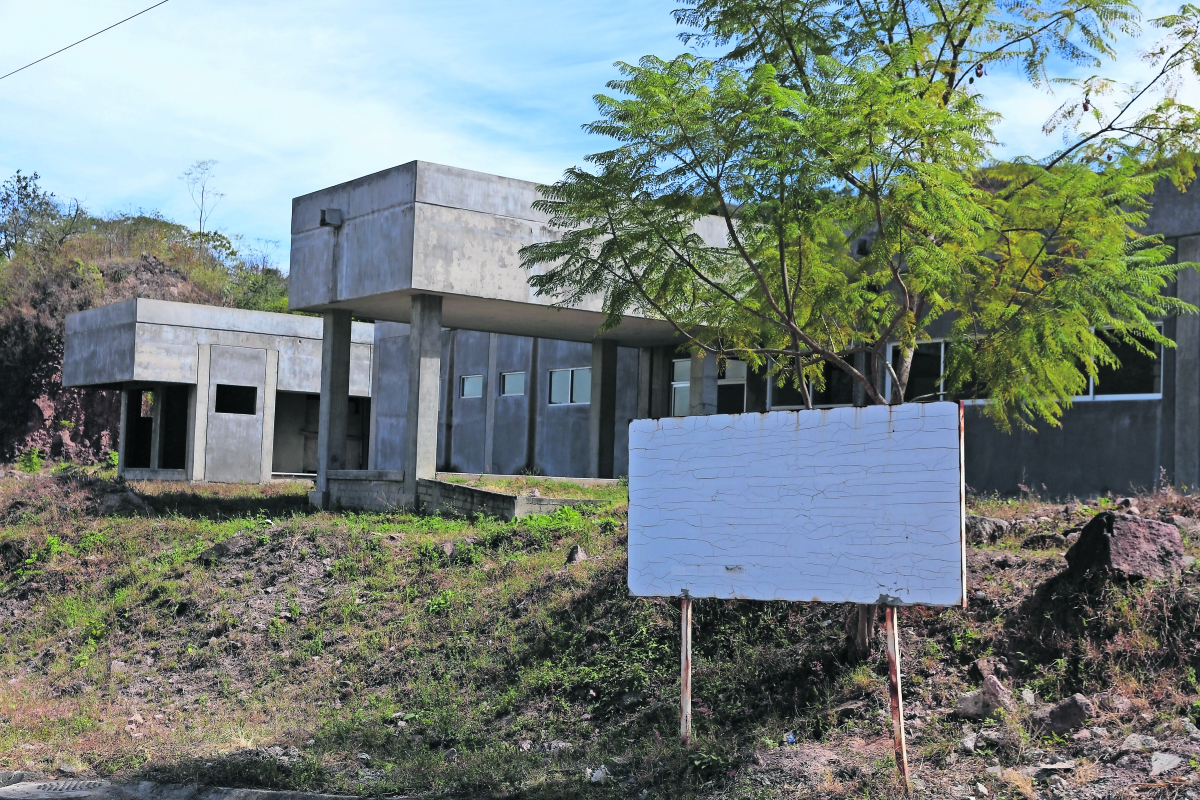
[405,294,443,503]
[149,385,164,469]
[316,310,352,508]
[636,347,652,419]
[1176,237,1200,487]
[689,352,718,415]
[117,388,129,478]
[589,340,618,478]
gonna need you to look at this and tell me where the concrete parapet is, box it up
[310,470,407,512]
[416,478,593,521]
[435,472,620,488]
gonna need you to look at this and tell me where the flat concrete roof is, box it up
[289,160,725,346]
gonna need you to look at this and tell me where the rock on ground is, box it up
[966,515,1010,544]
[1150,752,1182,776]
[1065,512,1185,580]
[1031,694,1094,734]
[957,675,1016,719]
[1022,533,1068,550]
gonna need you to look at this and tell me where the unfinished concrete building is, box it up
[61,160,1199,500]
[289,160,1200,502]
[63,298,374,483]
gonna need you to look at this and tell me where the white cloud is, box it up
[0,0,1192,271]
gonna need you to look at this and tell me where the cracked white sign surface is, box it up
[628,402,965,606]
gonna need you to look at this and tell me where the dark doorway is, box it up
[124,390,154,469]
[159,385,190,470]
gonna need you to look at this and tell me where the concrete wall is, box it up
[964,400,1169,498]
[372,323,645,479]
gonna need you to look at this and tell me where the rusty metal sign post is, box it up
[680,593,693,744]
[884,606,910,793]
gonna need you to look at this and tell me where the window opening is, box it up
[717,359,747,414]
[214,384,257,415]
[671,359,690,416]
[548,367,591,405]
[460,374,484,398]
[883,327,1162,403]
[500,371,525,396]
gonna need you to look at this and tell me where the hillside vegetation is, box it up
[0,171,290,463]
[1,473,1198,799]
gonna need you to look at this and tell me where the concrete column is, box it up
[117,388,129,478]
[525,338,540,473]
[367,332,381,471]
[589,339,619,478]
[259,349,279,484]
[483,333,500,473]
[1175,236,1200,487]
[317,310,352,508]
[149,386,164,470]
[651,347,671,418]
[191,345,211,481]
[405,294,443,503]
[689,352,718,415]
[637,347,653,419]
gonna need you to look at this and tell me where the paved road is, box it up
[0,782,371,800]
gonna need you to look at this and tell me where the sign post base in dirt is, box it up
[629,403,965,782]
[884,606,910,794]
[680,593,693,745]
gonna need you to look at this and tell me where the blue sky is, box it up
[0,0,1191,270]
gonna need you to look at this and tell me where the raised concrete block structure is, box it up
[290,160,725,507]
[63,298,374,483]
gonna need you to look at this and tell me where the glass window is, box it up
[571,367,591,404]
[672,384,690,416]
[1094,332,1161,396]
[549,369,572,404]
[549,368,591,404]
[721,360,748,382]
[460,375,484,398]
[671,359,691,416]
[215,384,257,415]
[500,371,525,396]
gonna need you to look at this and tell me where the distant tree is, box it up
[181,159,224,239]
[225,240,289,313]
[0,171,84,259]
[521,0,1200,432]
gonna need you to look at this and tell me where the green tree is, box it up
[521,0,1200,431]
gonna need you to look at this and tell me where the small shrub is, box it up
[415,541,444,570]
[17,446,44,474]
[426,590,455,615]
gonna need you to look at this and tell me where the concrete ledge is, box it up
[122,469,188,482]
[436,471,621,487]
[328,470,405,481]
[417,478,593,521]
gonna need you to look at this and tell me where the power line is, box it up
[0,0,172,83]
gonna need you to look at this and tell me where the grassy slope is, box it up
[1,474,1199,799]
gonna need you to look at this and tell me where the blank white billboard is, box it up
[628,403,965,606]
